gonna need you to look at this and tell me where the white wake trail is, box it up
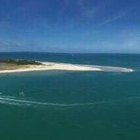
[0,95,139,108]
[0,96,117,107]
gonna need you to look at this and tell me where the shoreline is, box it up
[0,62,133,74]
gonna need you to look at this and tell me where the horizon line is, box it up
[0,51,140,55]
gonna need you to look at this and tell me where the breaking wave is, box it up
[83,65,134,72]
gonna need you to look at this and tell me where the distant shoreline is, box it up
[0,60,133,74]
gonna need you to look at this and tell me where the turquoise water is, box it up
[0,53,140,140]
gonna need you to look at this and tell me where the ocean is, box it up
[0,52,140,140]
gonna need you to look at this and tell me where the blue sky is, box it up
[0,0,140,53]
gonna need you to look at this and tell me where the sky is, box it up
[0,0,140,53]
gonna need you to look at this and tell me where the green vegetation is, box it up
[0,59,42,65]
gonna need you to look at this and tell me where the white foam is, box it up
[83,65,134,73]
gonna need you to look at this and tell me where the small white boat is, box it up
[19,92,25,96]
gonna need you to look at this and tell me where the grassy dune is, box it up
[0,59,40,70]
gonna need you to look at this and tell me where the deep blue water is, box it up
[0,53,140,140]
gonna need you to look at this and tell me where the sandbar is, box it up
[0,61,133,73]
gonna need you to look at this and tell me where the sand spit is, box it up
[0,62,133,74]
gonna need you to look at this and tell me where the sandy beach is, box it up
[0,62,133,74]
[0,62,101,74]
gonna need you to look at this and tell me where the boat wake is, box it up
[0,96,115,107]
[0,95,139,108]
